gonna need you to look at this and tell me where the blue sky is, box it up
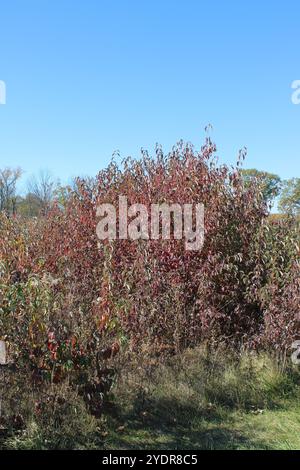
[0,0,299,190]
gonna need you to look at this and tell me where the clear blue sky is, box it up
[0,0,299,188]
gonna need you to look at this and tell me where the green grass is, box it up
[3,347,300,450]
[103,403,300,450]
[101,348,300,450]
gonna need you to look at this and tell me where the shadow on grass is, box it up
[104,397,273,450]
[103,349,300,450]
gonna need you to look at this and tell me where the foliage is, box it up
[0,167,22,215]
[278,178,300,216]
[240,168,281,205]
[0,139,299,436]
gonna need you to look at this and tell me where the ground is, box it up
[3,347,300,450]
[104,403,300,450]
[102,348,300,450]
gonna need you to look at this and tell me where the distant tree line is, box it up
[0,166,299,217]
[240,169,300,216]
[0,169,62,217]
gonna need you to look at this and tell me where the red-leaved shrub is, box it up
[0,139,299,398]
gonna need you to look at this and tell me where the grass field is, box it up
[104,399,300,450]
[102,348,300,450]
[3,347,300,450]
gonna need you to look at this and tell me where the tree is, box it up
[17,193,44,217]
[27,170,58,215]
[241,169,281,204]
[278,178,300,216]
[0,167,23,214]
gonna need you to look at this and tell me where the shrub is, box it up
[0,374,100,450]
[0,138,299,425]
[32,139,295,352]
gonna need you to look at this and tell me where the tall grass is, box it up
[1,347,300,449]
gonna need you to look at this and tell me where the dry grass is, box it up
[102,347,300,450]
[2,346,300,450]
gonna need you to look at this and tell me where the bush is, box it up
[29,139,296,352]
[0,138,299,430]
[0,373,100,450]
